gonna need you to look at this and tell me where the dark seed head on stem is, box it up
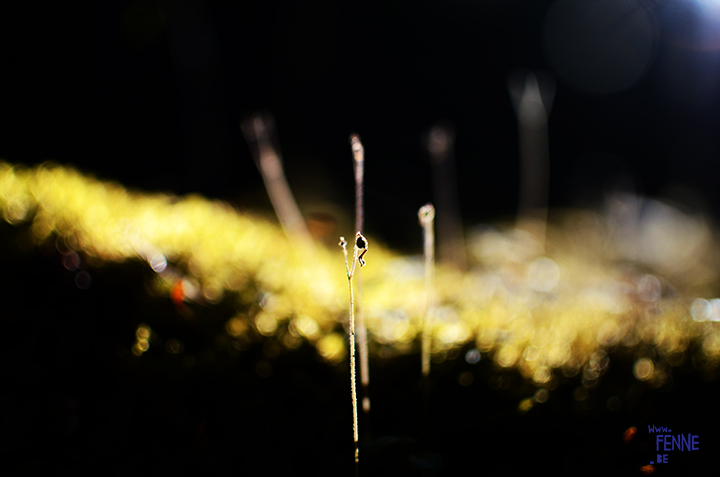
[355,232,368,267]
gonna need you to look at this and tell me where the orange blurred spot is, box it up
[170,279,191,316]
[171,280,186,306]
[639,464,654,474]
[623,426,637,443]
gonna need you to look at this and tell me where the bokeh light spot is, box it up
[226,316,248,337]
[496,344,520,368]
[465,348,481,364]
[528,257,560,292]
[317,333,346,363]
[534,389,549,403]
[711,299,720,322]
[691,298,711,322]
[633,358,654,381]
[291,315,321,341]
[136,324,151,340]
[75,271,91,289]
[63,251,81,271]
[149,254,167,273]
[533,366,552,384]
[517,398,534,414]
[166,339,184,354]
[255,312,278,336]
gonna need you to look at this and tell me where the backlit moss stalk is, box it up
[340,232,368,464]
[419,204,436,377]
[350,134,371,417]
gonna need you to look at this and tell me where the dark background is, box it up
[3,1,720,250]
[2,1,720,475]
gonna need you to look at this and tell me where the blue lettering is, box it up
[664,435,671,452]
[692,435,699,451]
[648,425,670,433]
[681,434,691,451]
[672,434,681,451]
[657,435,664,451]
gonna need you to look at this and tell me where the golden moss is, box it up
[2,161,720,387]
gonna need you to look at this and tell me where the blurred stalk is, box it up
[241,113,315,252]
[418,203,436,378]
[508,70,555,249]
[426,124,466,270]
[418,203,435,437]
[350,134,371,433]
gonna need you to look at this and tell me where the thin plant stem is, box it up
[351,134,364,234]
[340,232,368,465]
[350,134,371,422]
[426,124,466,270]
[418,204,435,440]
[508,70,555,249]
[418,203,435,378]
[240,113,315,252]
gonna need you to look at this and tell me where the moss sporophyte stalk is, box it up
[340,232,368,465]
[350,134,371,420]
